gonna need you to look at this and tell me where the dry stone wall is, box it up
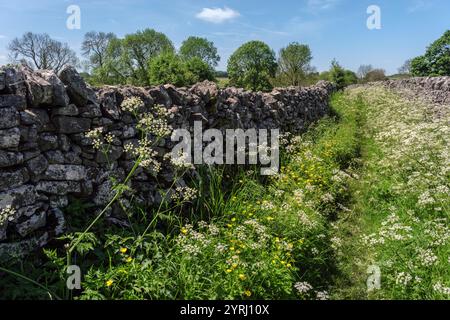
[377,76,450,105]
[0,65,335,257]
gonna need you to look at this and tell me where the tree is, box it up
[179,36,220,68]
[185,57,216,83]
[227,41,277,91]
[277,42,313,86]
[410,56,429,77]
[364,69,387,82]
[148,53,191,87]
[8,32,78,73]
[148,53,215,87]
[344,70,358,86]
[98,28,175,86]
[329,60,347,90]
[411,30,450,76]
[398,59,412,75]
[82,31,116,69]
[357,64,373,80]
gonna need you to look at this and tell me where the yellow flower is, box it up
[126,257,133,263]
[119,247,127,254]
[231,218,236,222]
[226,269,233,273]
[244,290,252,297]
[230,247,235,251]
[106,280,114,287]
[181,228,188,235]
[232,263,238,269]
[239,274,246,281]
[286,263,292,268]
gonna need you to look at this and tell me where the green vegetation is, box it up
[0,89,362,300]
[179,36,220,69]
[333,88,449,299]
[1,84,448,300]
[274,42,314,87]
[227,41,277,92]
[411,30,450,76]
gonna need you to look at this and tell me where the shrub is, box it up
[227,41,277,91]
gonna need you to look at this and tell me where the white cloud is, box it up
[196,7,240,24]
[307,0,340,10]
[0,35,6,39]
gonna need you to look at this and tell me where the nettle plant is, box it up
[64,96,197,273]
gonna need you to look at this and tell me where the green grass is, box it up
[331,87,449,299]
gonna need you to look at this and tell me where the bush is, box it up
[411,30,450,76]
[149,53,192,86]
[227,41,277,91]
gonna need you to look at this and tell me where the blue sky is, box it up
[0,0,449,74]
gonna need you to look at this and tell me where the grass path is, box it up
[330,87,449,299]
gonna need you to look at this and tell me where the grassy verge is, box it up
[332,87,449,299]
[0,91,362,300]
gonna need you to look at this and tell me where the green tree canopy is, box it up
[148,54,214,87]
[185,57,216,83]
[277,42,313,86]
[148,52,190,87]
[344,70,358,86]
[179,36,220,68]
[97,29,174,86]
[411,30,450,76]
[227,40,277,91]
[329,59,347,90]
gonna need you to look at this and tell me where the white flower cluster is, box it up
[417,248,438,267]
[138,114,172,138]
[124,138,161,174]
[121,97,144,113]
[294,282,313,294]
[171,186,197,202]
[164,151,194,170]
[85,127,116,151]
[85,127,104,150]
[363,213,413,245]
[316,291,329,300]
[395,272,412,287]
[433,282,450,295]
[0,205,15,226]
[260,200,275,210]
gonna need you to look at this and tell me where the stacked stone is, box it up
[384,76,450,105]
[0,65,335,257]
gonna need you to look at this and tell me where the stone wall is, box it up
[382,76,450,105]
[356,77,450,105]
[0,66,335,257]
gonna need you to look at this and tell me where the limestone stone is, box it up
[53,116,91,134]
[0,127,20,149]
[42,164,87,181]
[0,150,23,168]
[0,107,19,129]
